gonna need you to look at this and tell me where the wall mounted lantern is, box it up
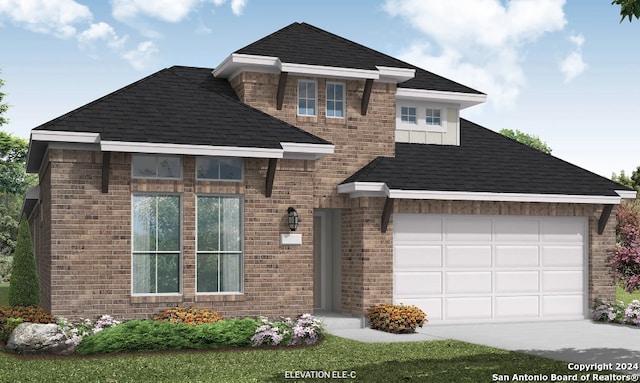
[287,207,299,231]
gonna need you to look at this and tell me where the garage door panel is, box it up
[542,271,583,292]
[394,246,442,268]
[394,272,441,295]
[495,271,539,293]
[446,297,492,319]
[495,246,539,267]
[541,246,583,267]
[446,272,491,293]
[393,214,586,323]
[494,219,539,242]
[496,296,539,318]
[444,217,492,241]
[542,295,584,316]
[445,246,492,267]
[394,298,442,321]
[541,218,585,242]
[394,214,442,243]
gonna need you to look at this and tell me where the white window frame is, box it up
[400,106,417,124]
[298,80,317,117]
[396,103,448,133]
[131,193,182,296]
[196,156,244,181]
[132,154,183,180]
[326,82,345,118]
[426,108,442,127]
[195,194,244,295]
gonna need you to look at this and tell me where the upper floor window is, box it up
[401,106,417,124]
[326,82,345,118]
[298,80,317,116]
[426,108,441,126]
[196,157,243,181]
[132,154,182,179]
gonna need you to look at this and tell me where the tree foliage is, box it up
[0,75,8,127]
[612,167,640,192]
[8,216,40,306]
[613,0,640,22]
[499,129,553,155]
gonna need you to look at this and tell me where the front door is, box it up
[313,209,341,312]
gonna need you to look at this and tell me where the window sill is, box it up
[195,293,245,303]
[397,125,447,133]
[131,294,183,304]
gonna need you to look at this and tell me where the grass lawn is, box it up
[616,283,640,305]
[0,335,603,383]
[0,283,8,306]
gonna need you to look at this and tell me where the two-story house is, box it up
[24,22,634,323]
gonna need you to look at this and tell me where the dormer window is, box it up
[298,80,317,116]
[426,108,441,126]
[401,106,417,124]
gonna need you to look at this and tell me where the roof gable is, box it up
[235,22,483,95]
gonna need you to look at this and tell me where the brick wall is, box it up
[39,149,315,320]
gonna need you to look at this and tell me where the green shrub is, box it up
[76,318,260,355]
[366,303,427,334]
[8,217,39,307]
[0,255,12,283]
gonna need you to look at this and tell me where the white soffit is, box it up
[396,88,487,109]
[31,130,100,143]
[338,182,623,204]
[213,53,417,82]
[100,141,284,158]
[280,142,335,160]
[616,190,637,199]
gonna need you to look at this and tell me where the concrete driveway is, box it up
[328,320,640,373]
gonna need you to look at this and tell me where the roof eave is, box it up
[396,88,487,109]
[338,182,626,204]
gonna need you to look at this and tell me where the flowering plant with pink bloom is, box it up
[251,314,323,347]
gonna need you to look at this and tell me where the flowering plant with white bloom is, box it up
[57,314,122,346]
[251,314,323,347]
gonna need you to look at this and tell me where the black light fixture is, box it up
[287,207,299,231]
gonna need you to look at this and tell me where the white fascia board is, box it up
[337,182,389,198]
[616,190,637,199]
[100,141,284,159]
[213,53,281,78]
[280,62,379,80]
[31,130,100,143]
[280,142,335,160]
[396,88,487,109]
[375,66,416,83]
[387,189,622,204]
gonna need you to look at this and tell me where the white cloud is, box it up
[384,0,568,109]
[0,0,92,38]
[559,33,587,83]
[78,22,127,50]
[111,0,247,23]
[121,41,159,71]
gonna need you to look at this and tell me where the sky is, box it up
[1,0,639,179]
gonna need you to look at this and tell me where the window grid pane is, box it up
[298,81,316,116]
[132,194,181,294]
[326,83,344,118]
[426,108,442,126]
[197,196,242,293]
[401,106,417,124]
[133,155,181,179]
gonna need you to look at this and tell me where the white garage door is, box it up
[393,214,587,323]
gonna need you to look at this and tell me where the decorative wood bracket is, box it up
[381,197,394,233]
[276,72,288,110]
[597,204,614,235]
[265,158,277,197]
[101,152,111,194]
[361,78,374,116]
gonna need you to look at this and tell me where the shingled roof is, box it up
[236,22,483,95]
[342,119,630,198]
[32,65,330,149]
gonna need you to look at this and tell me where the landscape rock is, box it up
[6,322,76,355]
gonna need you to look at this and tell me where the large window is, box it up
[197,196,242,293]
[298,80,317,116]
[132,195,181,294]
[132,154,182,179]
[196,157,243,181]
[326,82,345,118]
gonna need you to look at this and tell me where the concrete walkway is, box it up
[327,320,640,373]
